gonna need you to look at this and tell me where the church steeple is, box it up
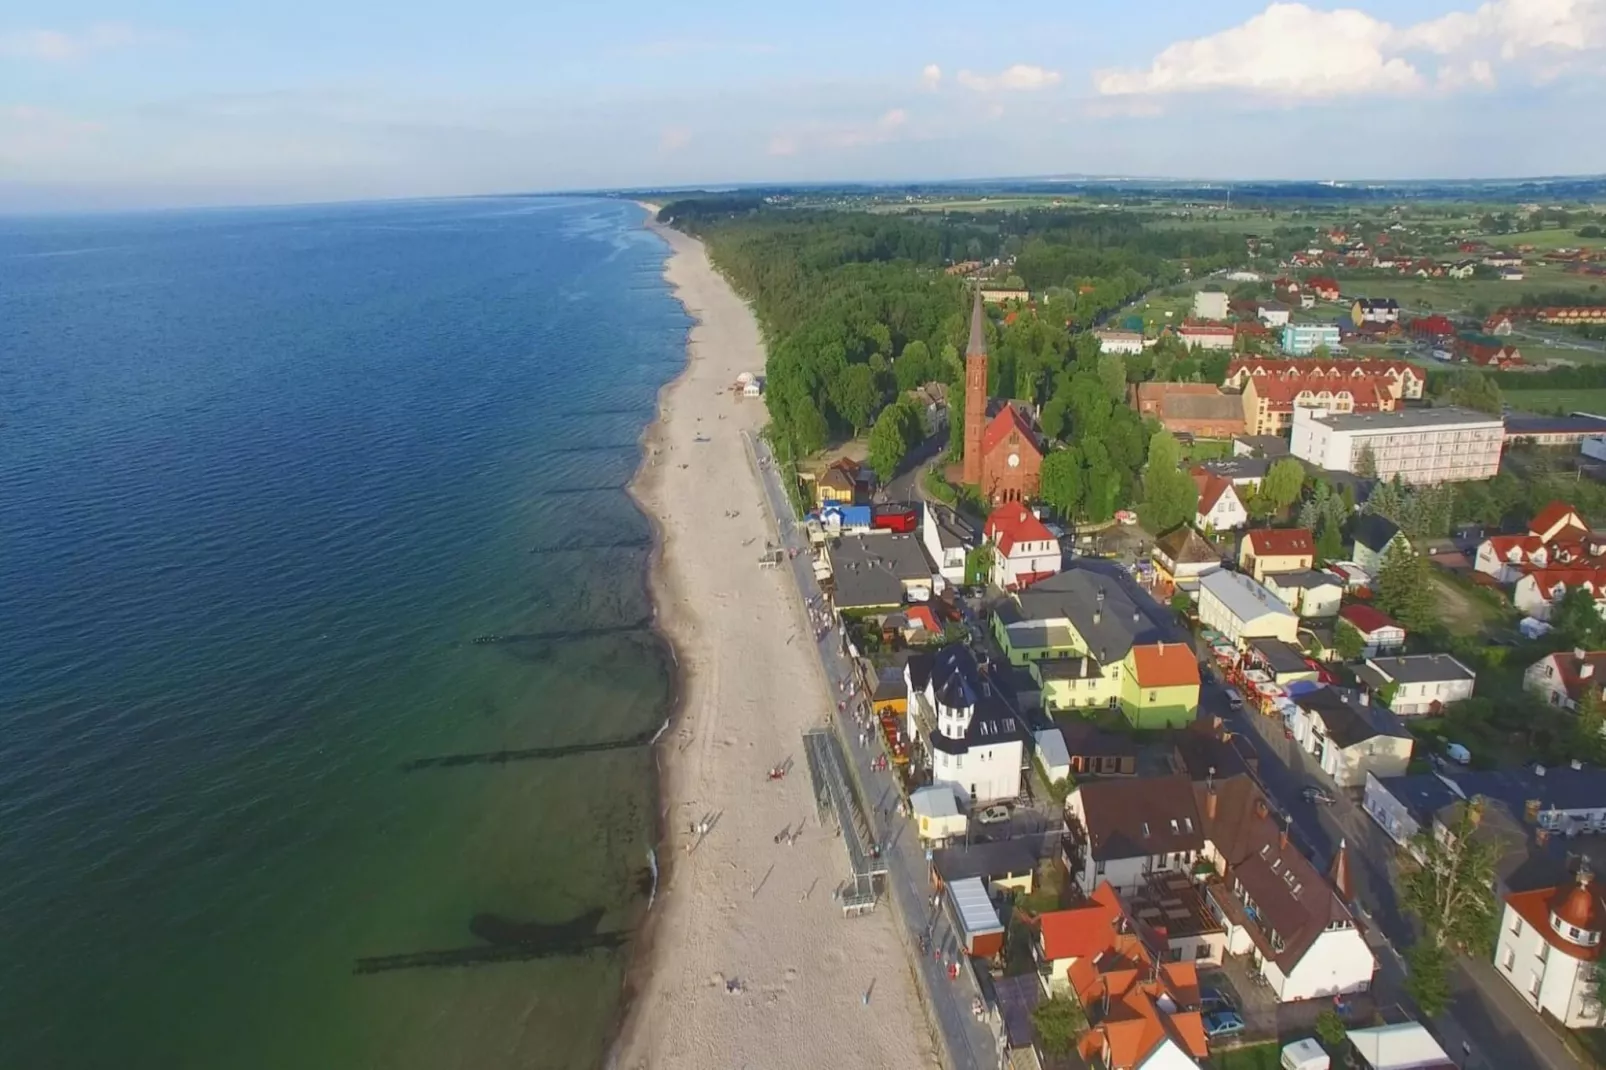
[962,289,989,488]
[1328,838,1353,903]
[967,287,988,357]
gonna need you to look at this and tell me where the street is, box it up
[748,431,1001,1070]
[1203,665,1579,1069]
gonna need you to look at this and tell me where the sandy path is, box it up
[614,206,937,1070]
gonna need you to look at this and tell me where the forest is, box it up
[657,198,1244,521]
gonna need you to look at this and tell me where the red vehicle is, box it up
[872,503,918,534]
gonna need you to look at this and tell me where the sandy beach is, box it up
[615,206,938,1070]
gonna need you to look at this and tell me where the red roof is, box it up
[1540,650,1606,703]
[1131,643,1201,689]
[980,403,1041,459]
[1410,314,1457,337]
[1244,528,1315,558]
[1484,534,1545,563]
[1531,501,1587,542]
[1178,321,1236,337]
[1038,882,1123,962]
[1338,603,1400,636]
[1191,469,1236,516]
[905,604,941,633]
[1506,873,1606,962]
[984,501,1054,559]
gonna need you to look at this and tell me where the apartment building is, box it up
[1281,323,1342,356]
[1290,406,1504,484]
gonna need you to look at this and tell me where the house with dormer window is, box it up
[1495,865,1606,1028]
[904,644,1027,807]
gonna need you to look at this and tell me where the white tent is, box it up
[1346,1022,1454,1069]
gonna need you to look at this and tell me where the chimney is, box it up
[1577,648,1588,666]
[1254,797,1269,819]
[1206,779,1219,822]
[1584,662,1597,682]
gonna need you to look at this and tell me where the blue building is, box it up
[1281,323,1342,356]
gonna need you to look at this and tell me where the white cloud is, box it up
[659,125,692,152]
[1095,0,1606,101]
[767,108,913,157]
[920,63,942,91]
[0,22,151,61]
[956,64,1062,92]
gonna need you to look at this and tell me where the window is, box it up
[1196,944,1212,960]
[1530,972,1543,999]
[1148,691,1158,703]
[1511,916,1524,937]
[1169,947,1183,962]
[1502,948,1516,971]
[1095,859,1106,876]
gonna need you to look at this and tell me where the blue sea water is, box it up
[0,197,684,1069]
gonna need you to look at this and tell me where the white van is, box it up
[1280,1038,1330,1070]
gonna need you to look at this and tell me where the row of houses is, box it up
[1471,501,1606,621]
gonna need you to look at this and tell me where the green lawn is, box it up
[1503,388,1606,415]
[1211,1041,1282,1069]
[1182,439,1234,461]
[1496,227,1600,250]
[1331,264,1596,314]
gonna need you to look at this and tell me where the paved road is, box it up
[748,432,1001,1070]
[881,429,949,505]
[1201,667,1578,1070]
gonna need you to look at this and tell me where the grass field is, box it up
[1502,388,1606,414]
[1495,227,1601,250]
[1210,1041,1282,1069]
[1332,264,1598,314]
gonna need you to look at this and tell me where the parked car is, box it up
[976,805,1012,825]
[1224,687,1244,710]
[1204,1010,1246,1038]
[1301,785,1336,806]
[1199,987,1235,1013]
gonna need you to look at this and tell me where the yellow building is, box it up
[1238,527,1315,581]
[995,568,1200,729]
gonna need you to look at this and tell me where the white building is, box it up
[1356,654,1476,715]
[1525,649,1606,712]
[1289,405,1504,484]
[1281,323,1342,356]
[984,502,1061,592]
[1193,290,1229,321]
[1198,569,1300,645]
[1194,472,1249,533]
[1093,328,1145,355]
[1262,569,1344,619]
[1258,301,1292,328]
[905,644,1026,807]
[1345,1023,1455,1070]
[921,503,976,588]
[1514,567,1606,622]
[1494,867,1606,1028]
[1287,687,1414,788]
[1179,323,1236,351]
[1338,604,1406,658]
[910,785,968,846]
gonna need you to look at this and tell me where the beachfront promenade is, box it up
[747,431,1000,1070]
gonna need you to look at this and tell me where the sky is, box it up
[3,0,1606,210]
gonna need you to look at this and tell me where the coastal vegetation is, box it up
[658,197,1244,522]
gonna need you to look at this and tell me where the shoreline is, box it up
[612,203,935,1070]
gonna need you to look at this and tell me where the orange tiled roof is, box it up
[1245,528,1315,558]
[1132,643,1202,689]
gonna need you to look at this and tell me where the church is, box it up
[961,291,1044,505]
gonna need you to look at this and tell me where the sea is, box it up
[0,197,685,1069]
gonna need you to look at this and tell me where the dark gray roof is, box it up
[1357,298,1400,310]
[1312,406,1500,433]
[1249,638,1310,675]
[924,644,1028,756]
[1077,775,1206,861]
[1234,435,1291,459]
[993,974,1044,1051]
[1351,513,1402,554]
[1365,653,1475,685]
[932,836,1045,884]
[1294,687,1407,749]
[1265,568,1341,590]
[829,534,933,610]
[1505,413,1606,436]
[927,503,978,550]
[1452,764,1606,816]
[1201,456,1271,481]
[1013,565,1184,663]
[967,289,987,357]
[1373,773,1465,827]
[1033,653,1105,680]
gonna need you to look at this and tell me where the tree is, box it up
[1377,540,1435,632]
[1262,458,1307,513]
[1355,443,1378,479]
[1575,685,1606,763]
[1404,941,1453,1018]
[1031,995,1088,1056]
[893,339,933,392]
[1399,796,1501,955]
[1039,448,1086,520]
[1097,351,1128,402]
[1310,343,1332,360]
[965,544,995,587]
[867,400,921,483]
[1553,584,1606,648]
[831,363,882,433]
[1139,429,1198,534]
[1316,521,1344,565]
[1447,371,1503,416]
[1314,1010,1348,1050]
[1170,593,1193,617]
[1334,620,1367,662]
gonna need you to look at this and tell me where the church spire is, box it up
[967,288,988,357]
[1328,838,1353,903]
